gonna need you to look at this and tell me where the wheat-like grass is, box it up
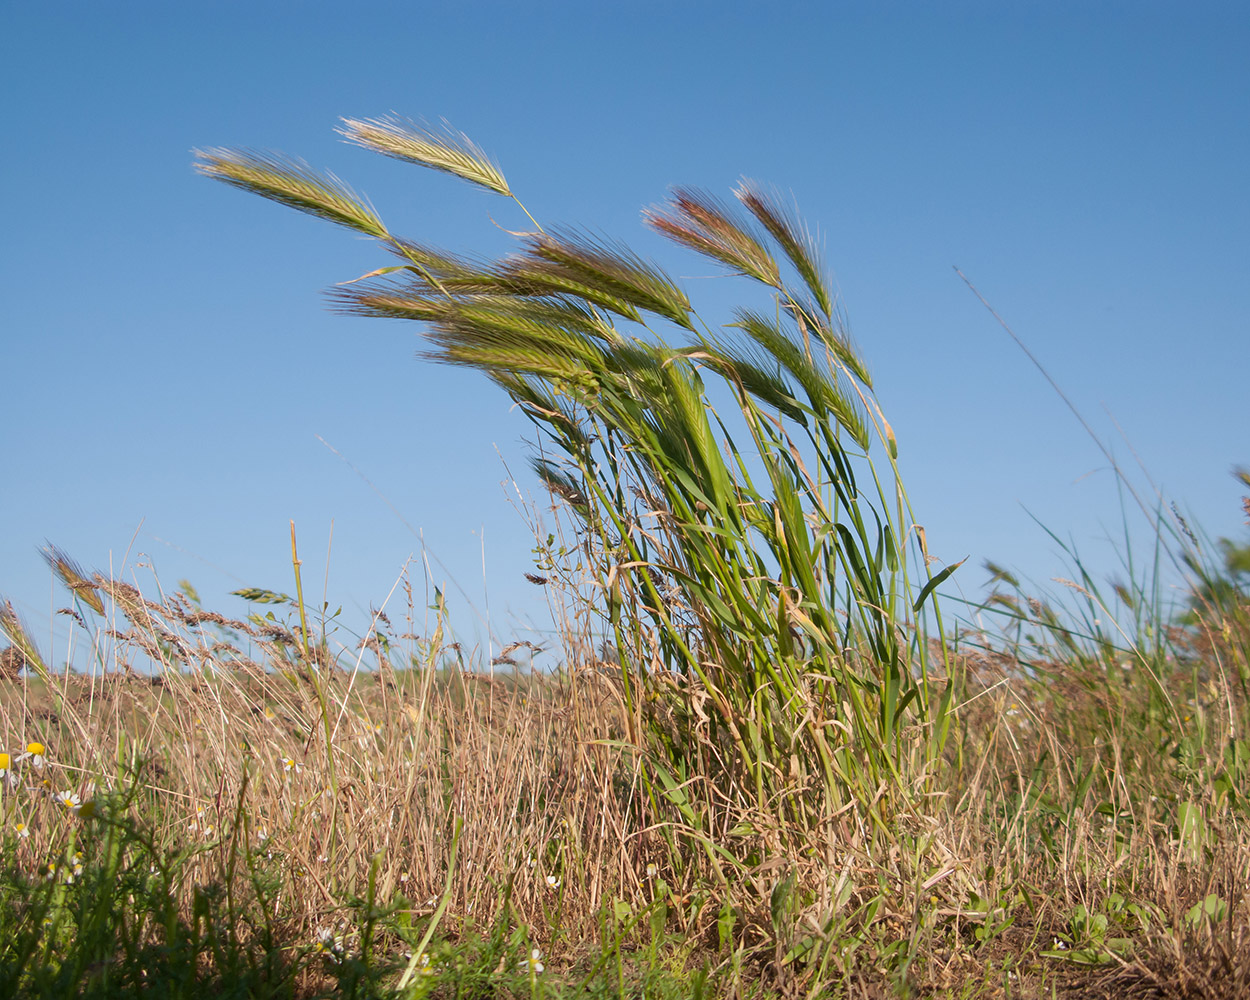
[645,187,781,289]
[338,116,511,197]
[193,149,389,239]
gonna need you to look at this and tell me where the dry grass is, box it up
[1,558,1248,999]
[1,586,667,942]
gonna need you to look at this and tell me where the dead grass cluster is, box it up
[2,561,1249,998]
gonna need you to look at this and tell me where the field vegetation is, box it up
[2,117,1248,998]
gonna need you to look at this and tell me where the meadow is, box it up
[2,117,1247,999]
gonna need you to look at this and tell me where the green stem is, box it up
[290,521,339,851]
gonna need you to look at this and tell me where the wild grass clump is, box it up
[198,113,962,853]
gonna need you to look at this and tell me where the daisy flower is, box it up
[20,742,47,768]
[54,789,96,818]
[545,875,561,889]
[189,807,214,838]
[281,757,301,774]
[313,927,344,963]
[519,947,544,974]
[0,751,11,784]
[15,822,30,838]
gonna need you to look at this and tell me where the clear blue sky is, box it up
[3,2,1247,664]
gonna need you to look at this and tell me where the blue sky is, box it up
[3,2,1247,664]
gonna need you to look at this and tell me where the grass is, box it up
[1,537,1249,998]
[1,116,1247,997]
